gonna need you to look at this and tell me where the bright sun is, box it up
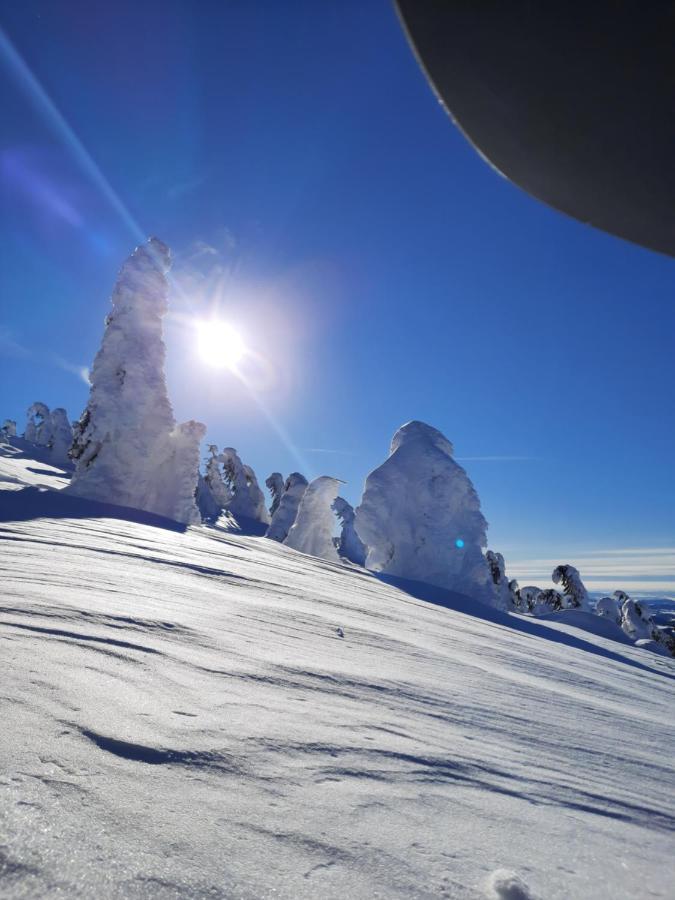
[196,320,246,369]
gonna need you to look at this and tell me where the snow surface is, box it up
[1,448,674,899]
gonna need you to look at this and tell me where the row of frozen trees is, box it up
[4,238,671,657]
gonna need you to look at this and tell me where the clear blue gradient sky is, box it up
[1,1,673,590]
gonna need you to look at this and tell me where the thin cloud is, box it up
[456,455,536,462]
[301,448,357,456]
[507,547,675,594]
[0,325,30,358]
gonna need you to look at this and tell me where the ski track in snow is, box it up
[1,448,674,899]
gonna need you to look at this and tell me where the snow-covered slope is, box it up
[1,448,674,899]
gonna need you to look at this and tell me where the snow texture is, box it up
[266,472,285,517]
[266,472,308,542]
[284,475,340,561]
[1,446,674,899]
[355,421,494,604]
[65,238,204,524]
[332,496,366,565]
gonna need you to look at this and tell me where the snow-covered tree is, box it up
[595,595,623,625]
[284,476,340,561]
[552,565,590,611]
[486,550,514,610]
[508,579,521,611]
[2,419,16,438]
[204,445,233,510]
[534,588,566,614]
[25,402,51,445]
[332,496,366,565]
[266,472,308,542]
[219,448,269,526]
[354,421,494,602]
[66,238,205,524]
[47,408,73,467]
[620,598,655,641]
[519,586,542,614]
[266,472,284,517]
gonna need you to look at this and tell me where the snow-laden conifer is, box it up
[332,496,366,565]
[218,448,269,525]
[486,550,513,610]
[552,565,590,611]
[266,473,284,517]
[66,238,204,524]
[47,408,73,467]
[354,421,493,602]
[284,476,340,561]
[25,402,51,445]
[266,472,308,542]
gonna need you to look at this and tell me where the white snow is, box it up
[1,448,674,899]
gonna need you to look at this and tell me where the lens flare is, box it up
[455,538,465,548]
[196,320,246,369]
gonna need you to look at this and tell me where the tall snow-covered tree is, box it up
[266,472,284,517]
[552,565,590,611]
[47,408,73,467]
[25,402,51,445]
[284,476,340,561]
[66,238,204,524]
[332,496,366,565]
[204,445,233,510]
[354,421,494,603]
[2,420,17,439]
[266,472,308,542]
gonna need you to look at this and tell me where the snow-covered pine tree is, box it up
[508,579,521,611]
[266,472,308,542]
[332,496,366,565]
[552,565,590,611]
[354,421,494,603]
[486,550,513,610]
[204,445,233,510]
[266,472,284,517]
[66,238,205,524]
[47,408,73,467]
[1,419,17,439]
[25,402,51,445]
[218,448,269,526]
[284,476,340,561]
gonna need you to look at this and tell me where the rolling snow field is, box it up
[1,443,674,899]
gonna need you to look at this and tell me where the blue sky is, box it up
[1,1,673,591]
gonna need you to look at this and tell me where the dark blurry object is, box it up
[396,1,675,257]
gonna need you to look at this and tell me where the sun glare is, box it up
[196,320,246,369]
